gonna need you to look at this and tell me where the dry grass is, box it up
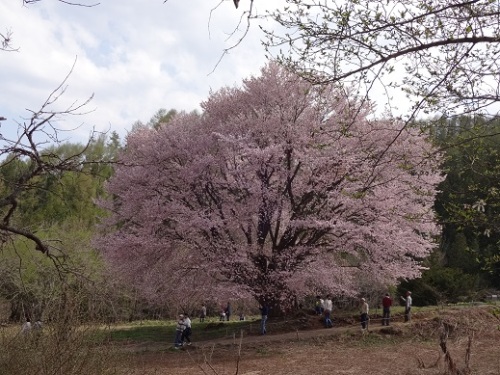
[0,292,118,375]
[0,325,117,375]
[110,305,500,375]
[1,304,499,375]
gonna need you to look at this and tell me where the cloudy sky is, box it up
[0,0,282,143]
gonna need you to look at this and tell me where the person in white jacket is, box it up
[323,295,333,328]
[21,318,32,334]
[173,314,185,349]
[360,298,369,330]
[181,315,192,346]
[400,291,412,322]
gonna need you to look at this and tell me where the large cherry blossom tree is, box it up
[97,63,443,313]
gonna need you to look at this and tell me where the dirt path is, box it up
[120,315,403,353]
[196,320,392,347]
[114,306,500,375]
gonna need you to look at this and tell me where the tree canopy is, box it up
[433,116,500,285]
[262,0,500,119]
[97,63,443,312]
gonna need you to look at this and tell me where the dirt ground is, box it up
[115,305,500,375]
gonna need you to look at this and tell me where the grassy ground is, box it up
[2,303,498,374]
[112,304,500,375]
[102,304,469,345]
[103,316,265,343]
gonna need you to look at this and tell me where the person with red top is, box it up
[382,293,393,326]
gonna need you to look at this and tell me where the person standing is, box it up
[323,295,333,328]
[382,293,393,326]
[225,302,232,321]
[200,304,207,323]
[400,291,412,322]
[21,318,32,335]
[219,309,226,321]
[33,320,43,330]
[315,295,324,315]
[360,298,369,330]
[259,304,269,335]
[181,314,192,346]
[174,314,186,349]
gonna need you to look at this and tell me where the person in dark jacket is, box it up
[225,302,232,321]
[259,304,269,335]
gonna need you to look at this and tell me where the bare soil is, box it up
[114,305,500,375]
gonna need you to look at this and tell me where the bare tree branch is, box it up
[263,0,500,118]
[0,58,98,258]
[0,29,19,52]
[23,0,100,7]
[1,0,100,52]
[209,0,256,75]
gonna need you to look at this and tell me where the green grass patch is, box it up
[103,317,262,344]
[107,325,169,342]
[98,305,474,345]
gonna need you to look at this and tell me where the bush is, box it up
[399,266,477,305]
[0,292,118,375]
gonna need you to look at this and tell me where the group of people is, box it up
[174,301,269,348]
[173,291,414,348]
[173,314,192,349]
[20,318,43,335]
[215,302,267,333]
[316,291,413,331]
[218,302,232,321]
[215,302,246,322]
[358,291,413,330]
[315,295,333,328]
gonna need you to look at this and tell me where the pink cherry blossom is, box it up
[96,63,443,313]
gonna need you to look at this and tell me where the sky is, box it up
[0,0,282,144]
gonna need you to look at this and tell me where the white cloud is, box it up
[0,0,282,143]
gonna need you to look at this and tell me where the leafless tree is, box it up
[164,1,500,121]
[1,0,99,52]
[0,59,96,266]
[261,0,500,120]
[0,29,18,52]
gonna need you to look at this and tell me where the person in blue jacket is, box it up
[259,304,269,335]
